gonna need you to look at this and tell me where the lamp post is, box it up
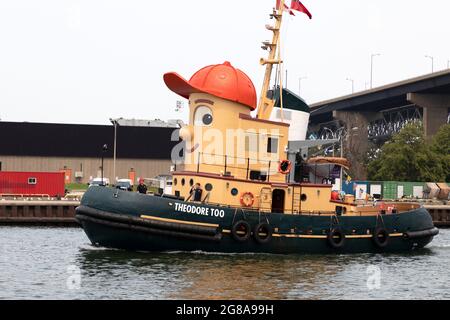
[101,144,108,186]
[346,78,354,94]
[370,53,381,89]
[298,76,307,95]
[425,55,434,73]
[110,117,123,183]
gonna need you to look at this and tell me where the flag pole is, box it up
[278,27,284,122]
[256,0,285,120]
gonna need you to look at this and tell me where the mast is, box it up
[256,0,285,120]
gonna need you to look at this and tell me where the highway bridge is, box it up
[308,69,450,179]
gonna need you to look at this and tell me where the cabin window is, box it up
[173,178,178,186]
[301,194,307,202]
[231,188,239,196]
[267,137,278,153]
[250,170,267,182]
[194,106,213,126]
[181,178,185,186]
[189,179,194,187]
[28,177,37,185]
[205,183,213,191]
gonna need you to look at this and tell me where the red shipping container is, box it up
[0,171,65,197]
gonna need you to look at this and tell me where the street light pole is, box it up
[101,144,108,186]
[346,78,354,94]
[425,55,434,73]
[370,53,381,89]
[110,117,123,183]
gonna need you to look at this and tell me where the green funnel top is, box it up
[272,87,310,113]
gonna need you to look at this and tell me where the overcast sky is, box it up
[0,0,449,125]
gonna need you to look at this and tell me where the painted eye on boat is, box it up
[194,106,213,126]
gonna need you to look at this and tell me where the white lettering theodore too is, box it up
[174,203,225,218]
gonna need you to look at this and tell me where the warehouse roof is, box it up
[0,121,179,159]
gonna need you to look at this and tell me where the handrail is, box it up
[195,152,282,181]
[199,152,278,164]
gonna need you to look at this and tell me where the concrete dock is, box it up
[425,205,450,228]
[0,200,79,226]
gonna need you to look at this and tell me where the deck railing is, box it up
[194,152,280,182]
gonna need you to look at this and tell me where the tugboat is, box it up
[76,1,438,254]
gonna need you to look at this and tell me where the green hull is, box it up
[76,187,438,254]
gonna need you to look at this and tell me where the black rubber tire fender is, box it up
[373,228,390,248]
[253,222,273,244]
[327,228,346,249]
[231,220,251,242]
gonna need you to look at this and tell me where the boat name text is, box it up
[174,203,225,218]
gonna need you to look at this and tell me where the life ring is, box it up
[327,228,346,249]
[278,160,292,175]
[373,227,389,248]
[240,192,255,207]
[253,223,273,244]
[231,220,251,242]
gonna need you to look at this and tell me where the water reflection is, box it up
[75,247,439,300]
[0,226,446,300]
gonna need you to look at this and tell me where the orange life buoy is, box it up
[240,192,255,207]
[278,160,292,174]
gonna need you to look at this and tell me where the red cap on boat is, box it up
[163,61,257,110]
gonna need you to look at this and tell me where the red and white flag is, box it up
[290,0,312,19]
[276,0,295,16]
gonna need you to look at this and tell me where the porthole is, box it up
[173,178,178,186]
[301,194,307,202]
[189,179,194,187]
[181,178,185,186]
[231,188,239,196]
[205,183,213,191]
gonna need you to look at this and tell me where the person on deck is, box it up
[137,179,148,194]
[190,183,203,202]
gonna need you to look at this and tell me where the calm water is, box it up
[0,227,449,300]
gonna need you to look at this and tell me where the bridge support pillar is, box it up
[407,93,450,140]
[332,111,380,180]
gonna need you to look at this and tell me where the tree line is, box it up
[367,123,450,182]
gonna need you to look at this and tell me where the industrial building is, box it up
[0,121,180,184]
